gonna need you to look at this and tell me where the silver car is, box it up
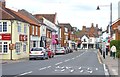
[29,47,48,60]
[55,47,66,54]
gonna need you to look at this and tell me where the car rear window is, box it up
[31,48,42,51]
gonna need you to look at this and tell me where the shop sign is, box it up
[19,34,27,41]
[0,33,11,40]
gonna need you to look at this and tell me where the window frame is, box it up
[0,22,8,32]
[0,42,8,54]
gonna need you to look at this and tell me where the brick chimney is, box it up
[91,23,94,27]
[0,0,6,8]
[96,24,98,28]
[82,26,86,31]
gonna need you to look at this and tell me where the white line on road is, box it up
[19,71,32,76]
[47,66,51,68]
[72,58,75,60]
[39,67,47,70]
[55,62,63,65]
[64,59,70,62]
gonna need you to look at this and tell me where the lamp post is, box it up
[97,3,112,37]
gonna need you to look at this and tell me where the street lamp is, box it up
[96,3,112,37]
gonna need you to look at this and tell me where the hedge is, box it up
[110,40,120,58]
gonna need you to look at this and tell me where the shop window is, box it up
[16,43,20,53]
[0,42,2,53]
[3,42,8,53]
[0,22,2,32]
[0,42,8,54]
[23,44,26,52]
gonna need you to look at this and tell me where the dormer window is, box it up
[84,39,86,42]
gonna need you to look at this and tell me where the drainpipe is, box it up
[10,20,14,60]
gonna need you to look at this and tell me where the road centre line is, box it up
[39,67,47,70]
[64,59,70,62]
[47,66,51,68]
[55,62,63,65]
[19,71,32,76]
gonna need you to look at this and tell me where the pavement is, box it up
[0,58,29,64]
[98,49,119,76]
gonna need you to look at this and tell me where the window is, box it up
[3,42,8,53]
[0,42,2,53]
[0,42,8,53]
[16,43,20,53]
[0,22,2,32]
[24,25,27,34]
[0,22,7,32]
[18,23,21,32]
[32,26,34,35]
[23,44,26,52]
[84,39,86,42]
[65,28,68,32]
[33,41,36,47]
[3,22,7,32]
[36,26,38,35]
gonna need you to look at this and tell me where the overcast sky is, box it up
[6,0,119,30]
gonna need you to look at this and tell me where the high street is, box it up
[2,49,106,76]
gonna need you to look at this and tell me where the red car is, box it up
[47,49,54,58]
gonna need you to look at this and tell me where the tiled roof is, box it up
[34,13,56,24]
[59,23,72,31]
[18,9,40,25]
[4,8,40,26]
[77,26,100,38]
[0,7,15,20]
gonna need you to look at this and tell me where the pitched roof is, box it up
[0,7,15,20]
[3,8,40,26]
[18,9,40,25]
[34,13,56,24]
[59,23,73,31]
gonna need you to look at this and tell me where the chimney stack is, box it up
[0,0,6,8]
[82,26,86,31]
[91,23,94,27]
[96,24,98,28]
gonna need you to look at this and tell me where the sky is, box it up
[5,0,120,30]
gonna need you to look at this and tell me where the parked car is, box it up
[29,47,48,60]
[55,47,66,54]
[46,48,54,58]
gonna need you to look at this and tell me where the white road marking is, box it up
[19,71,32,76]
[72,58,75,60]
[64,59,70,62]
[56,66,60,68]
[47,66,51,68]
[55,62,63,65]
[61,69,65,72]
[78,67,82,70]
[80,70,83,73]
[70,69,74,72]
[96,68,98,70]
[39,67,47,70]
